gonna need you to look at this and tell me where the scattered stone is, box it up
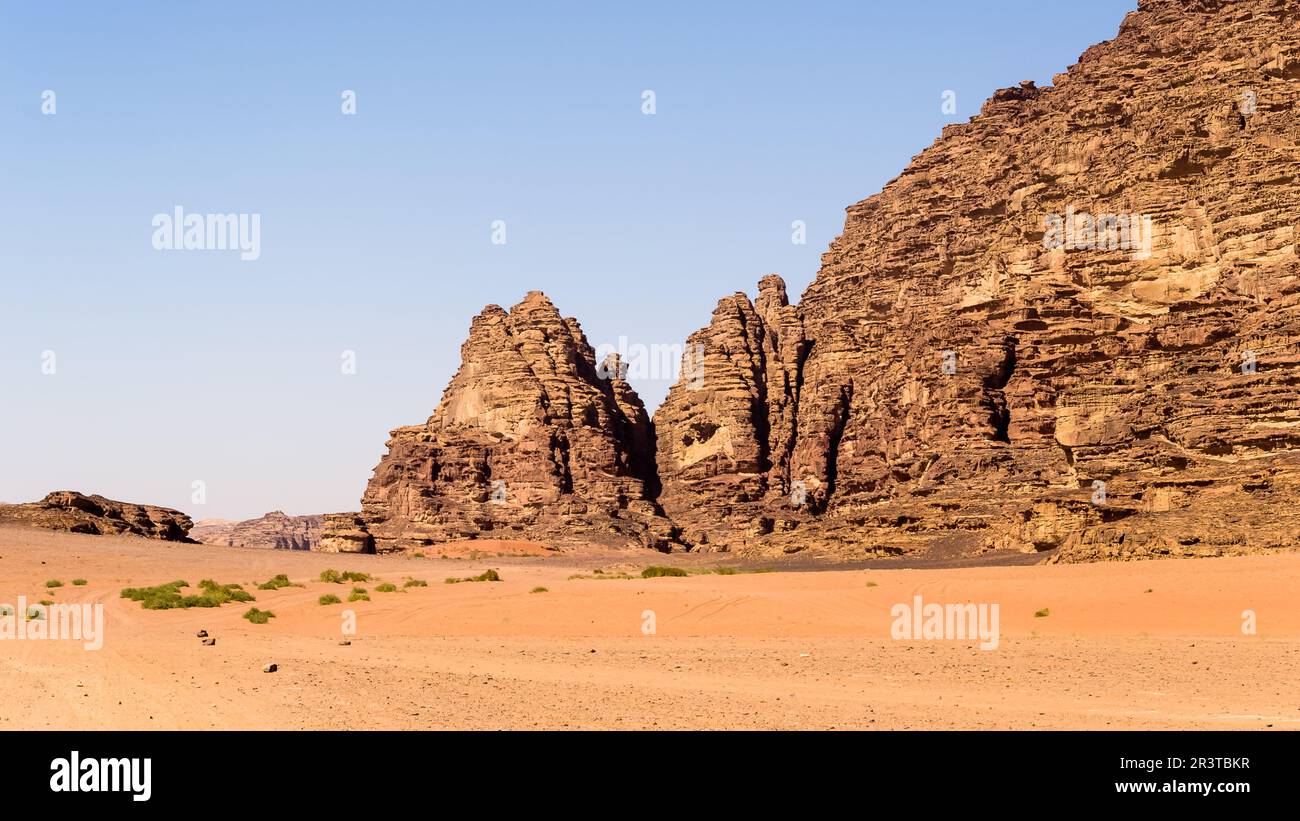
[201,638,216,646]
[196,630,208,638]
[263,663,277,673]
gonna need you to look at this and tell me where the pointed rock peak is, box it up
[473,304,509,323]
[756,274,790,308]
[598,352,629,381]
[513,290,560,314]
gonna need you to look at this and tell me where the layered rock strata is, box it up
[655,0,1300,560]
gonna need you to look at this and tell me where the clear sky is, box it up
[0,0,1138,520]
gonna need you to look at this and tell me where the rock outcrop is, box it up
[655,0,1300,561]
[327,292,674,553]
[0,491,196,542]
[192,512,322,551]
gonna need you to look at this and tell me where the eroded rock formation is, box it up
[655,0,1300,561]
[0,491,196,542]
[328,292,674,553]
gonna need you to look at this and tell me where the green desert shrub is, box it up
[45,579,64,588]
[121,579,252,610]
[403,578,428,588]
[319,569,343,584]
[341,571,371,583]
[347,587,370,602]
[72,579,87,586]
[530,586,548,594]
[243,607,275,624]
[446,569,502,584]
[318,594,342,605]
[374,582,398,593]
[1034,608,1051,618]
[257,574,295,591]
[641,566,687,578]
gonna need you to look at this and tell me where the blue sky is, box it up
[0,0,1138,519]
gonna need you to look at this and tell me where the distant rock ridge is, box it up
[329,0,1300,562]
[0,491,195,542]
[192,511,322,551]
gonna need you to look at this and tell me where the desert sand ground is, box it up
[1,525,1297,730]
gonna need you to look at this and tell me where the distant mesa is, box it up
[0,491,196,542]
[191,511,322,551]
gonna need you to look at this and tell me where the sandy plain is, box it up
[2,526,1297,730]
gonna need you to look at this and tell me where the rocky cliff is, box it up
[331,292,673,553]
[0,491,196,542]
[656,0,1300,561]
[192,512,322,551]
[332,0,1300,562]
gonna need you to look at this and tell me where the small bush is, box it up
[641,566,687,578]
[27,607,44,621]
[341,571,371,583]
[530,586,548,594]
[243,607,275,624]
[39,599,54,606]
[866,581,879,588]
[319,569,343,584]
[257,574,294,591]
[1034,608,1051,618]
[447,569,502,584]
[72,579,87,586]
[714,567,737,576]
[121,579,251,610]
[45,580,63,589]
[318,594,342,605]
[375,582,398,593]
[403,578,428,588]
[347,587,370,602]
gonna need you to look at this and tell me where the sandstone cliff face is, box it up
[331,292,673,553]
[655,0,1300,561]
[192,512,322,551]
[0,492,195,542]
